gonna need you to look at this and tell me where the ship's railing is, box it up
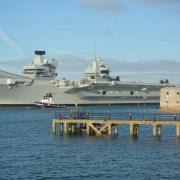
[54,112,180,121]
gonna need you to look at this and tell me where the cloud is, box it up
[77,0,128,12]
[0,59,28,66]
[106,59,180,72]
[105,58,180,83]
[169,31,180,36]
[56,53,89,69]
[136,0,180,5]
[135,0,180,12]
[46,52,89,79]
[96,28,113,38]
[0,58,29,76]
[0,29,24,57]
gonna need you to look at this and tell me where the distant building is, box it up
[160,86,180,112]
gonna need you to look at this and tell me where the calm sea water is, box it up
[1,105,180,180]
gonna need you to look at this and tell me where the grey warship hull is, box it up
[0,79,161,105]
[0,51,165,105]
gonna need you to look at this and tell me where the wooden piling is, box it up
[60,123,63,134]
[130,124,134,136]
[68,123,72,133]
[52,120,56,134]
[153,124,157,137]
[130,124,139,136]
[176,125,180,137]
[71,123,75,134]
[86,123,90,135]
[108,123,112,135]
[114,125,119,135]
[134,124,139,136]
[64,122,67,134]
[157,125,161,136]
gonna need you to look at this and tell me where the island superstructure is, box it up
[0,51,167,105]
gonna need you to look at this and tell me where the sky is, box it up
[0,0,180,83]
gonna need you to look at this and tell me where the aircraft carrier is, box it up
[0,51,167,105]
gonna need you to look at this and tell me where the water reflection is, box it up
[2,105,180,180]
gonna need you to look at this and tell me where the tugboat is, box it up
[33,93,64,108]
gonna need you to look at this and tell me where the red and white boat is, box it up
[33,93,64,108]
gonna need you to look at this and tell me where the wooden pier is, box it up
[52,112,180,137]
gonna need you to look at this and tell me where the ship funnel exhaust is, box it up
[35,51,45,55]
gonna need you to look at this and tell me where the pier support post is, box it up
[60,123,63,134]
[108,123,112,135]
[114,125,119,135]
[64,122,67,134]
[71,123,75,134]
[176,125,180,137]
[157,125,161,136]
[130,124,134,136]
[130,124,139,136]
[86,123,90,135]
[68,123,72,133]
[52,120,56,134]
[153,124,157,137]
[134,124,139,136]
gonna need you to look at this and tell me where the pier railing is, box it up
[54,112,180,121]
